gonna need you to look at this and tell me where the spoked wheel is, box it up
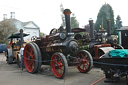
[51,52,68,79]
[24,43,41,73]
[76,50,93,73]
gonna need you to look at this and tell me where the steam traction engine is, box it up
[23,9,93,79]
[73,19,115,67]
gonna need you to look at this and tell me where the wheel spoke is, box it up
[60,68,64,71]
[25,50,31,56]
[60,69,64,75]
[54,59,58,64]
[29,46,32,53]
[85,56,88,60]
[83,64,86,70]
[80,53,84,58]
[28,62,33,68]
[28,60,35,70]
[59,57,62,63]
[86,61,89,66]
[31,53,35,59]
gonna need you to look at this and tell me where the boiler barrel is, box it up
[0,44,7,53]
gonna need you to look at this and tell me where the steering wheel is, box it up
[49,28,57,35]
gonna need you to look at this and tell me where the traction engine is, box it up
[23,9,93,79]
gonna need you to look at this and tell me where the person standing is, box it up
[20,46,24,70]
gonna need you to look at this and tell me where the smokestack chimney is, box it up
[3,14,7,20]
[10,12,15,19]
[63,9,71,35]
[89,18,95,42]
[107,19,111,36]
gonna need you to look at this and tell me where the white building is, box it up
[1,12,40,42]
[22,21,40,42]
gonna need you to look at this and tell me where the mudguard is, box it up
[99,47,115,54]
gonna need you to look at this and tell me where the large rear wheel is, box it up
[32,43,42,71]
[24,43,40,73]
[51,52,68,79]
[76,50,93,73]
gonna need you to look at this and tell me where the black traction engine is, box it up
[23,9,93,79]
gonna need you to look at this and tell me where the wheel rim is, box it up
[24,44,35,72]
[51,54,65,78]
[76,51,90,72]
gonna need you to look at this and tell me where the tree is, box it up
[95,3,115,34]
[40,32,46,37]
[60,4,79,29]
[70,13,79,29]
[0,20,18,44]
[115,15,122,29]
[60,4,66,28]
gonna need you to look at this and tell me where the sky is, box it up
[0,0,128,34]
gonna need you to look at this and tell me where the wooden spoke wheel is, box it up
[24,43,42,73]
[76,50,93,73]
[51,52,68,79]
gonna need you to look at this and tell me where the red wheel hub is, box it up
[82,59,87,64]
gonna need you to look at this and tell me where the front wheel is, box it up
[51,52,68,79]
[76,50,93,73]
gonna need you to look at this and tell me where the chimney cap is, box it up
[89,18,93,21]
[63,9,72,15]
[3,14,7,20]
[10,12,15,19]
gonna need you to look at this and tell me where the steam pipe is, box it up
[63,9,71,35]
[89,19,95,42]
[20,29,24,47]
[107,19,111,36]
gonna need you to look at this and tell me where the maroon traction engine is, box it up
[23,9,93,79]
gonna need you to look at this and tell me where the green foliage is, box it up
[70,13,79,29]
[115,15,122,29]
[60,4,79,29]
[95,3,115,34]
[0,20,17,44]
[40,32,45,37]
[60,4,66,28]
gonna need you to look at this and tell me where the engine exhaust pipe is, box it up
[89,18,95,42]
[107,19,111,36]
[63,9,71,35]
[20,29,24,47]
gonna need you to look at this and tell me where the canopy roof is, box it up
[8,33,29,39]
[71,28,86,33]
